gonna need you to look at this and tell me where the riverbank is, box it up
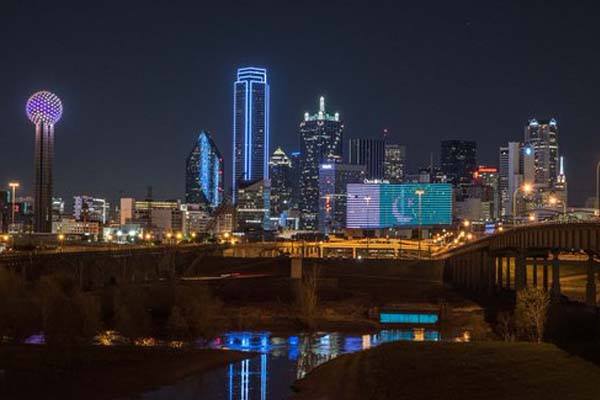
[0,344,252,400]
[292,341,600,400]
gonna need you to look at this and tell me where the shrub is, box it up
[113,287,152,341]
[172,285,222,339]
[0,269,39,342]
[37,273,102,347]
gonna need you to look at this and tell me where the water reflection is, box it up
[153,329,440,400]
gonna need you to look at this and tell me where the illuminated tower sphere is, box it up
[26,91,63,233]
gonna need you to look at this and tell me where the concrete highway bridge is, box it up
[224,239,439,259]
[0,243,224,289]
[443,222,600,306]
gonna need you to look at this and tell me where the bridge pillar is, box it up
[505,256,511,290]
[532,257,538,287]
[585,253,597,306]
[515,251,526,291]
[486,252,495,295]
[551,252,561,301]
[542,257,549,291]
[497,256,503,290]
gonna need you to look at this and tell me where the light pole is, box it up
[415,189,425,258]
[8,182,19,230]
[365,195,371,257]
[549,196,566,220]
[512,183,533,223]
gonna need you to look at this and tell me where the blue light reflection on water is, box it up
[142,329,439,400]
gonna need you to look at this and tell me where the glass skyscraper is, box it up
[440,140,477,186]
[269,147,293,218]
[232,67,270,203]
[348,138,385,180]
[299,96,343,230]
[186,130,224,209]
[524,118,559,188]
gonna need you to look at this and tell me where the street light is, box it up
[364,195,371,256]
[512,183,533,222]
[415,189,425,258]
[549,195,567,219]
[8,182,19,230]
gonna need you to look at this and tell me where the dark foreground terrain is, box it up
[0,345,251,400]
[292,342,600,400]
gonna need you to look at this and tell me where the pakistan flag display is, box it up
[346,183,452,228]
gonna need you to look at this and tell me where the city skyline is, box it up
[2,2,600,206]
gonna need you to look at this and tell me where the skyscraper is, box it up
[384,143,406,183]
[232,67,270,203]
[524,118,559,188]
[440,140,477,186]
[26,91,63,233]
[498,142,534,217]
[299,96,343,230]
[269,147,292,218]
[348,138,385,179]
[185,130,224,209]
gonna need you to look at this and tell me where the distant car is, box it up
[219,272,241,278]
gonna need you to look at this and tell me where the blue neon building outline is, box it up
[232,66,269,203]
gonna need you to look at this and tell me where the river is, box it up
[142,328,447,400]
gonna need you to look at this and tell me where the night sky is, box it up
[1,0,599,208]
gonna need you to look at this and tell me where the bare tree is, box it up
[297,265,319,329]
[515,287,550,343]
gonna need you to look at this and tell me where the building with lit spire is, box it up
[298,96,343,230]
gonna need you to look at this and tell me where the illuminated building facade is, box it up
[525,118,559,188]
[318,163,366,234]
[440,140,477,186]
[348,138,385,180]
[346,183,452,229]
[236,179,270,232]
[299,96,343,230]
[186,130,224,208]
[269,147,293,218]
[73,195,109,224]
[384,143,406,183]
[26,91,63,232]
[232,67,270,203]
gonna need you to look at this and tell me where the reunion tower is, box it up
[26,91,63,233]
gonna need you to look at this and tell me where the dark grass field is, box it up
[292,341,600,400]
[0,344,251,400]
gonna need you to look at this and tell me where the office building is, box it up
[236,179,270,232]
[384,143,406,183]
[348,138,385,180]
[73,195,109,224]
[26,91,63,232]
[473,166,500,220]
[318,163,366,234]
[440,140,477,186]
[498,142,535,217]
[232,67,270,203]
[299,96,344,230]
[289,151,302,209]
[119,198,183,234]
[185,130,224,208]
[53,218,101,237]
[269,147,293,218]
[524,118,559,188]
